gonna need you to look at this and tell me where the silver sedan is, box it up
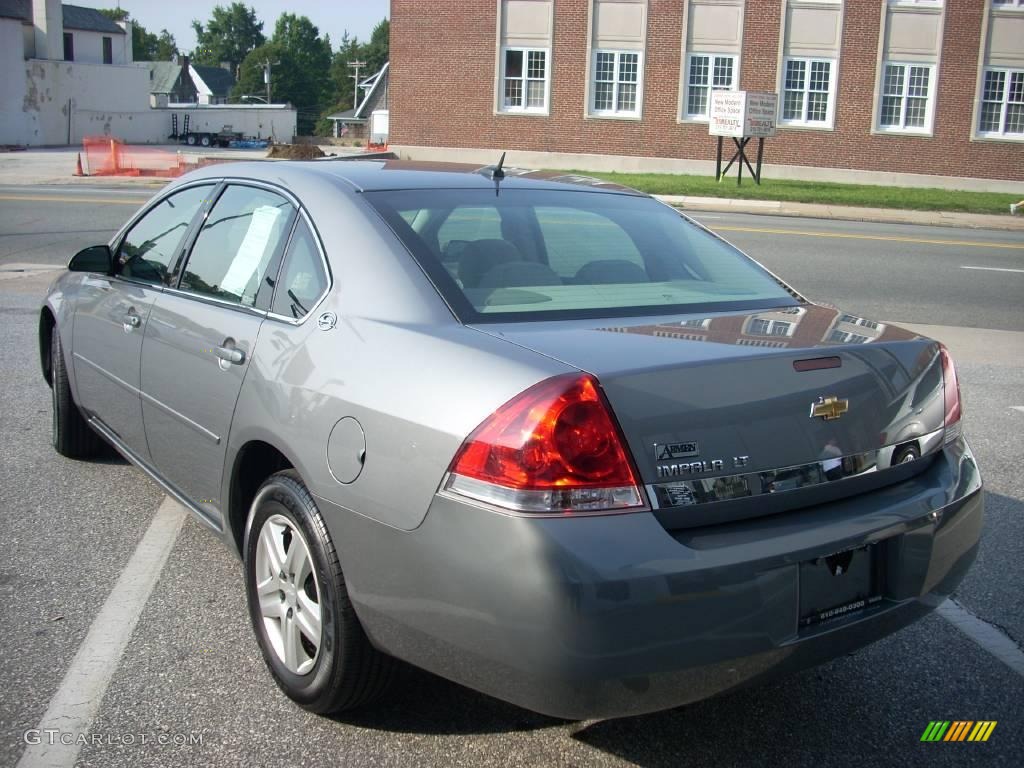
[39,159,982,719]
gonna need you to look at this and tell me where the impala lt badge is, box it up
[810,395,849,421]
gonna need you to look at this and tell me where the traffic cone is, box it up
[73,152,85,177]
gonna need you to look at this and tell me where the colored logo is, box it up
[810,395,849,421]
[920,721,997,742]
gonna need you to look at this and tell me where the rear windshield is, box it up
[365,188,798,323]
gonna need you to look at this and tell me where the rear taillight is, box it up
[443,373,646,514]
[939,344,962,444]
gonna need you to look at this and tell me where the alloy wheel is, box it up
[254,514,322,675]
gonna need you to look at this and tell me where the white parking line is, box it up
[960,265,1024,274]
[16,497,186,768]
[936,599,1024,679]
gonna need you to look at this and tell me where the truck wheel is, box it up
[200,135,211,147]
[185,134,197,146]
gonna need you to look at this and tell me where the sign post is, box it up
[709,90,777,185]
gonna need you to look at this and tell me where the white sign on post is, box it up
[709,91,778,138]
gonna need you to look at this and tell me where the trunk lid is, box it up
[473,304,945,523]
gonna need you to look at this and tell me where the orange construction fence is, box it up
[80,137,188,178]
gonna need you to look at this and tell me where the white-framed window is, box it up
[781,58,836,127]
[991,0,1024,9]
[888,0,942,6]
[591,50,642,117]
[501,47,549,113]
[979,68,1024,137]
[878,62,936,133]
[684,54,737,120]
[748,318,794,337]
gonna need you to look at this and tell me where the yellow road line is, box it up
[0,194,146,206]
[712,224,1024,251]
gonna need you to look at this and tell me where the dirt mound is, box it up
[266,144,326,160]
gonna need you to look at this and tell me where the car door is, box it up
[140,183,296,522]
[71,183,215,461]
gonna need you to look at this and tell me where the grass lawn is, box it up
[570,171,1016,215]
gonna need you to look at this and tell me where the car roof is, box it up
[180,158,647,196]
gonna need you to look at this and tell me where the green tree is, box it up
[98,8,178,60]
[232,14,332,135]
[271,13,332,109]
[362,19,389,78]
[192,3,265,72]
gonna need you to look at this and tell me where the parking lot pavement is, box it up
[2,205,1022,766]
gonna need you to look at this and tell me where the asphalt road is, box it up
[1,185,1022,767]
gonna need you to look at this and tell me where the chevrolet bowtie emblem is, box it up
[810,396,849,421]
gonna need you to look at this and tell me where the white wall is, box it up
[0,18,30,144]
[18,59,153,144]
[65,29,129,65]
[4,54,296,146]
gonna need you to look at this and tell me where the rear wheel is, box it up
[244,470,394,713]
[200,135,211,147]
[185,134,197,146]
[50,330,102,458]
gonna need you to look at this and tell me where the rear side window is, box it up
[366,188,797,323]
[117,184,213,284]
[179,186,294,307]
[271,219,328,319]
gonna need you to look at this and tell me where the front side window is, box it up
[116,184,214,284]
[271,219,329,319]
[879,62,935,132]
[979,68,1024,137]
[592,50,642,117]
[179,186,294,307]
[685,54,736,119]
[501,48,549,113]
[782,58,834,126]
[366,189,797,323]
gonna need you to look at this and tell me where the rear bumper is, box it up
[319,439,982,720]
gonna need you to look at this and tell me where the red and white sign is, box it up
[709,91,778,138]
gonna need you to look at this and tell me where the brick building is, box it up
[390,1,1023,190]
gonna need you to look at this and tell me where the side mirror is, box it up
[69,245,113,274]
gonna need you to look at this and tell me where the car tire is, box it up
[244,470,395,713]
[50,330,102,459]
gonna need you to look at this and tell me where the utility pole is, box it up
[261,58,280,104]
[348,60,367,109]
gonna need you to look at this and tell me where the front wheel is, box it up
[50,330,102,458]
[244,470,394,713]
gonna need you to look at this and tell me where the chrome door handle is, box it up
[123,313,141,331]
[215,346,245,365]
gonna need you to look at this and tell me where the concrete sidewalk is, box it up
[658,194,1024,232]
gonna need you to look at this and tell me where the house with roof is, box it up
[0,0,292,147]
[148,57,236,108]
[0,0,131,64]
[325,62,388,141]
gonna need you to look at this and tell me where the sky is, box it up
[73,0,390,53]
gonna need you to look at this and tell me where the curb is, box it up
[656,194,1024,232]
